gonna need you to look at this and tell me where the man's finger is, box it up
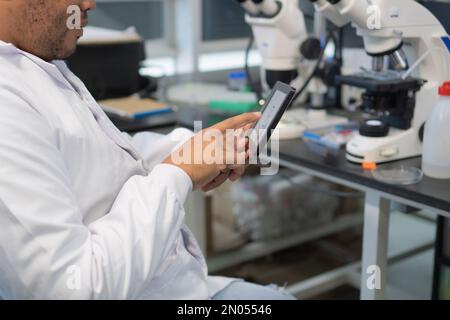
[229,165,246,181]
[228,171,241,182]
[202,170,230,192]
[214,112,261,131]
[242,123,254,134]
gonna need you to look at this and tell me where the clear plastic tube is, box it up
[402,47,450,81]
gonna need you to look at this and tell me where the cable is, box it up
[245,27,340,105]
[291,29,336,103]
[401,46,450,81]
[245,34,263,102]
[335,27,344,109]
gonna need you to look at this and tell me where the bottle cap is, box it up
[438,81,450,96]
[362,162,377,171]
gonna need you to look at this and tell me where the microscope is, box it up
[237,0,307,88]
[318,0,450,163]
[236,0,349,139]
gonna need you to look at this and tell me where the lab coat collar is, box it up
[0,40,144,162]
[0,40,73,90]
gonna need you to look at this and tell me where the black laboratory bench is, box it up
[275,140,450,213]
[110,107,450,300]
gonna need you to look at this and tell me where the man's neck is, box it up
[0,4,21,46]
[0,21,16,46]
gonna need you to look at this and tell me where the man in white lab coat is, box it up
[0,0,294,299]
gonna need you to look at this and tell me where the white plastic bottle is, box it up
[422,82,450,179]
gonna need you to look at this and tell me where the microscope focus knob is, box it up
[359,119,389,137]
[300,37,322,61]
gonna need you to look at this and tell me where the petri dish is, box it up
[371,165,423,185]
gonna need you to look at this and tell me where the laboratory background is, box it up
[17,0,450,300]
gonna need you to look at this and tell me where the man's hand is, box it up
[163,112,261,191]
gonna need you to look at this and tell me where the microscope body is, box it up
[329,0,450,163]
[237,0,450,150]
[244,0,308,89]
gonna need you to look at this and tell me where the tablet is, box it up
[251,81,296,152]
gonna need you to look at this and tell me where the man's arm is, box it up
[130,128,194,171]
[0,90,192,299]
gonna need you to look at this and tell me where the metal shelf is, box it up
[207,212,363,273]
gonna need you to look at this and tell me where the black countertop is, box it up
[276,139,450,212]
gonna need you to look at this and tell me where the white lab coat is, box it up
[0,41,234,299]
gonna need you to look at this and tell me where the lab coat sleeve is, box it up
[129,128,195,171]
[0,91,193,299]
